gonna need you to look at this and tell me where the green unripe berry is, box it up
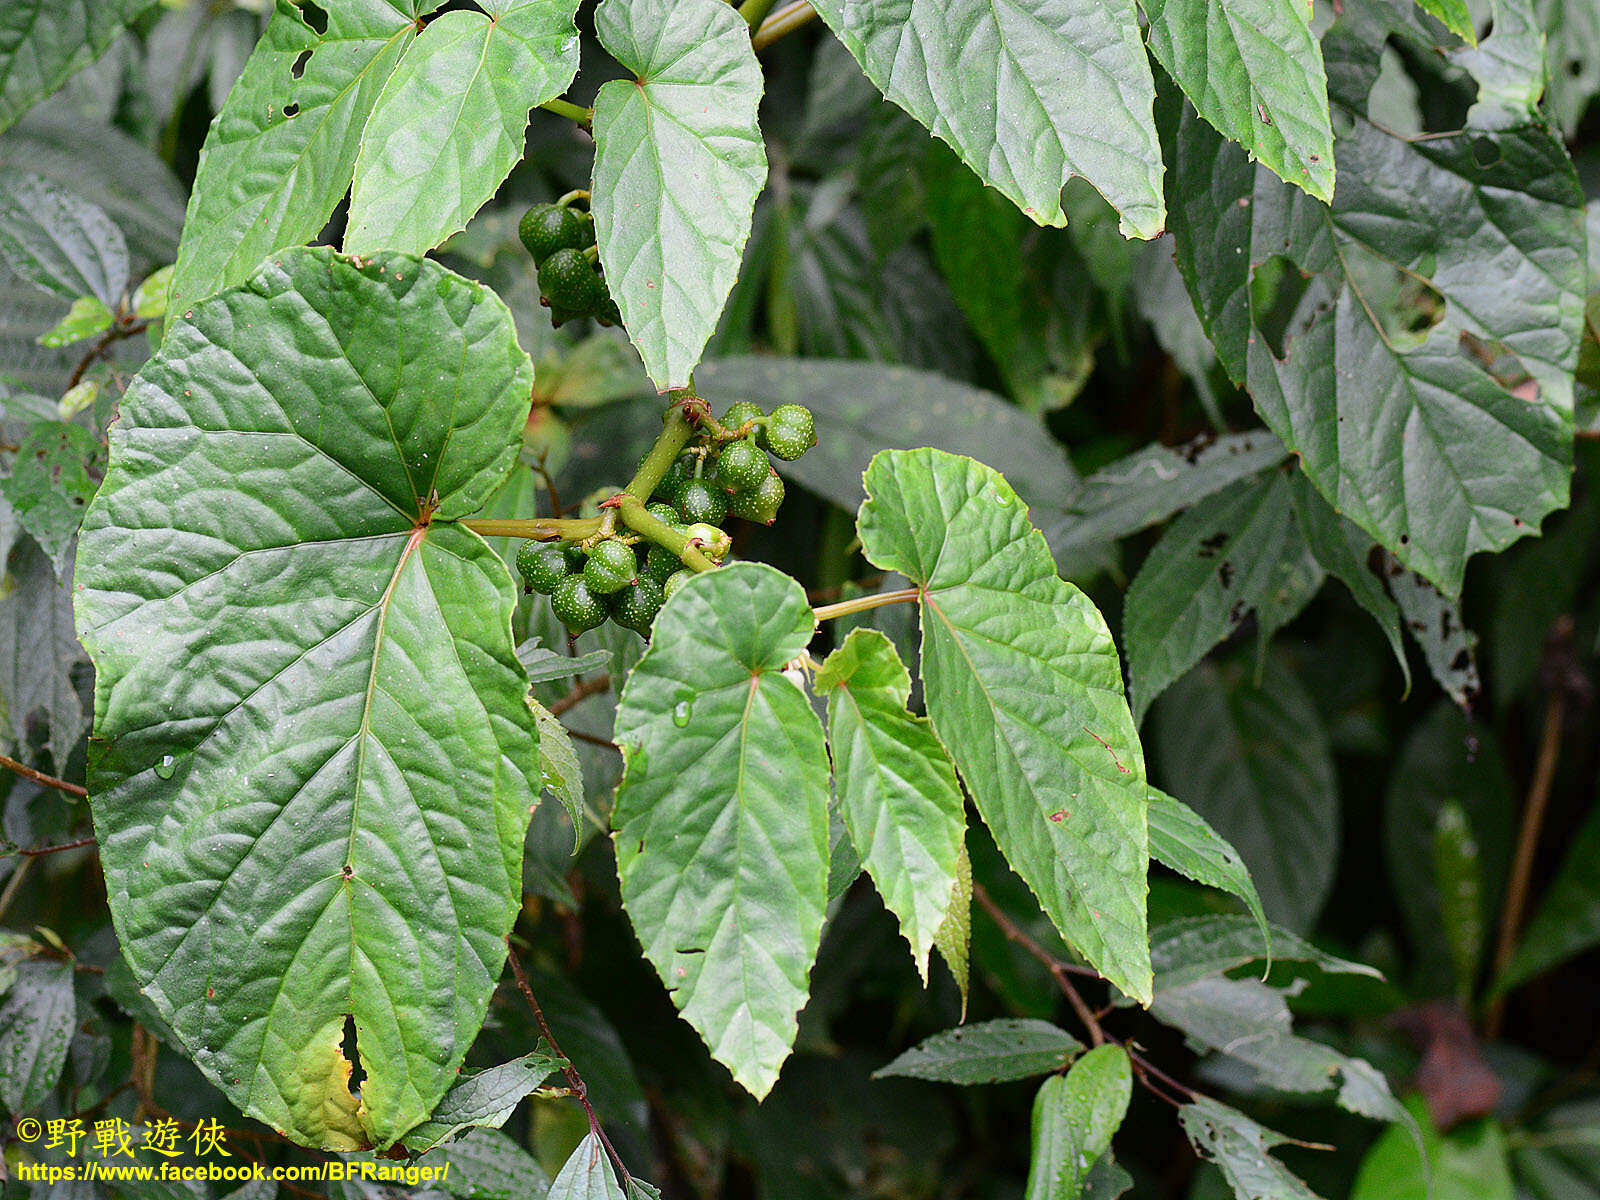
[582,539,637,594]
[677,479,728,525]
[550,575,607,633]
[721,401,764,430]
[727,469,785,525]
[663,569,693,600]
[715,438,769,494]
[645,542,682,584]
[761,404,816,461]
[537,248,606,319]
[655,454,695,502]
[517,542,571,594]
[518,205,589,264]
[645,501,683,527]
[560,543,587,572]
[684,523,732,561]
[610,577,665,634]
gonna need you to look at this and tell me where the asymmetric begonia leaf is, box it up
[590,0,767,389]
[815,628,965,980]
[808,0,1165,238]
[611,562,830,1099]
[0,0,157,136]
[167,0,418,321]
[1143,0,1335,202]
[74,246,540,1151]
[856,449,1152,1003]
[345,0,581,255]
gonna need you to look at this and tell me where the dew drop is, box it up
[671,697,693,727]
[155,754,176,780]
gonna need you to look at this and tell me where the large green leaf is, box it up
[0,170,128,305]
[873,1019,1083,1085]
[74,247,540,1151]
[346,0,581,255]
[1025,1045,1131,1200]
[0,0,156,135]
[611,562,830,1099]
[808,0,1165,238]
[816,629,965,979]
[1353,1096,1513,1200]
[167,0,418,320]
[1152,658,1338,931]
[1167,3,1587,595]
[1146,788,1269,955]
[856,448,1152,1003]
[1144,0,1333,202]
[590,0,767,389]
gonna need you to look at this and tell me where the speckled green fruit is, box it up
[727,469,785,524]
[518,205,589,264]
[560,543,587,572]
[550,575,607,633]
[677,479,727,525]
[644,542,681,584]
[517,542,571,594]
[722,401,763,430]
[663,569,693,600]
[761,403,816,461]
[655,454,695,503]
[537,248,606,318]
[610,577,665,634]
[645,501,683,527]
[582,539,637,594]
[715,438,769,493]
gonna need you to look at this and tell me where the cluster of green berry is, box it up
[517,198,620,327]
[652,401,816,527]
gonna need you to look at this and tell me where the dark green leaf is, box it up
[431,1128,552,1200]
[401,1049,567,1152]
[1025,1044,1131,1200]
[0,170,127,305]
[1497,791,1600,995]
[591,0,766,389]
[0,956,74,1111]
[1149,914,1382,992]
[75,247,540,1150]
[612,562,830,1098]
[1179,1097,1324,1200]
[1,420,99,572]
[873,1018,1083,1085]
[0,0,156,135]
[1147,788,1269,957]
[0,537,87,769]
[857,448,1152,1002]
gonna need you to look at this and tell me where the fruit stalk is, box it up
[461,515,602,540]
[616,497,718,573]
[623,401,699,503]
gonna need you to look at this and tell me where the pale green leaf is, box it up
[130,265,173,321]
[874,1018,1083,1085]
[1415,0,1476,41]
[808,0,1165,237]
[0,170,127,305]
[1352,1095,1513,1200]
[612,562,830,1099]
[75,247,540,1150]
[857,448,1152,1003]
[816,628,965,980]
[1025,1044,1132,1200]
[934,837,972,1015]
[548,1133,624,1200]
[1383,553,1480,707]
[591,0,767,389]
[0,0,156,135]
[0,957,74,1112]
[1180,1097,1324,1200]
[401,1049,567,1152]
[1147,788,1269,959]
[1149,914,1382,992]
[1144,0,1334,201]
[167,0,417,320]
[0,420,99,572]
[346,0,581,255]
[38,295,113,347]
[532,698,586,852]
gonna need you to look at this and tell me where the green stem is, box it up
[811,587,920,622]
[556,189,591,209]
[751,0,818,51]
[616,497,718,573]
[540,97,593,129]
[460,516,601,541]
[623,402,698,501]
[739,0,780,28]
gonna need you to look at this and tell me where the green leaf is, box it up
[1147,788,1269,958]
[130,265,173,321]
[74,247,540,1150]
[857,448,1152,1003]
[0,0,156,135]
[0,538,88,769]
[1414,0,1476,41]
[590,0,767,390]
[1497,791,1600,995]
[1149,913,1382,992]
[1179,1097,1324,1200]
[1167,14,1587,595]
[1353,1096,1513,1200]
[1042,432,1288,560]
[0,956,74,1112]
[1143,0,1334,202]
[0,420,98,573]
[816,628,965,980]
[1538,0,1599,136]
[518,644,613,688]
[1383,553,1480,708]
[696,357,1082,513]
[611,562,830,1099]
[1025,1044,1132,1200]
[808,0,1165,238]
[548,1133,624,1200]
[0,170,128,305]
[345,0,581,255]
[167,0,418,320]
[37,295,113,347]
[1433,802,1486,1004]
[934,836,973,1015]
[400,1048,567,1152]
[532,697,587,852]
[873,1018,1083,1085]
[429,1128,552,1200]
[1123,470,1301,720]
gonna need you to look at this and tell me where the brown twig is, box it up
[1,752,88,798]
[17,835,97,857]
[66,317,150,391]
[505,938,632,1183]
[549,674,612,717]
[566,728,620,751]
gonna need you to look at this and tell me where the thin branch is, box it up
[751,0,818,50]
[550,674,612,717]
[1,752,88,798]
[566,728,619,751]
[539,97,593,130]
[67,318,149,391]
[811,587,920,623]
[17,835,96,857]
